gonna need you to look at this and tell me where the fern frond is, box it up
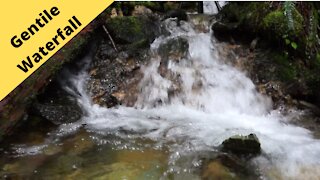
[307,8,320,49]
[284,1,295,30]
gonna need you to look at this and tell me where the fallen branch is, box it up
[102,25,118,52]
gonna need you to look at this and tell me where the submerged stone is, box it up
[202,161,235,180]
[222,134,261,155]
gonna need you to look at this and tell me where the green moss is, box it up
[107,16,143,41]
[127,39,149,50]
[220,2,305,49]
[137,2,162,10]
[163,2,179,12]
[271,53,297,81]
[316,53,320,65]
[263,10,287,35]
[106,16,159,44]
[220,2,270,29]
[263,8,303,37]
[279,65,298,81]
[306,7,320,49]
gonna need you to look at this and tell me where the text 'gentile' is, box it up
[11,6,82,73]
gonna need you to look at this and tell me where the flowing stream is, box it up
[1,17,320,180]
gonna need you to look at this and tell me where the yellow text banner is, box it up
[0,0,114,101]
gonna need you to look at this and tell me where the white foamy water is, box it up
[54,19,320,179]
[203,1,226,15]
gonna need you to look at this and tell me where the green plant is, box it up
[283,1,295,30]
[282,34,298,50]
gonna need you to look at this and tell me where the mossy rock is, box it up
[263,9,303,38]
[222,134,261,155]
[106,16,162,45]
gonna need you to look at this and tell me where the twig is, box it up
[102,25,118,52]
[215,1,222,12]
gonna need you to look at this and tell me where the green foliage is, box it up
[291,42,298,49]
[262,3,303,53]
[306,7,320,51]
[273,53,298,82]
[284,1,295,30]
[263,10,287,34]
[315,53,320,67]
[263,8,303,37]
[282,34,298,50]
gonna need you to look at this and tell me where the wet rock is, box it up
[34,103,82,125]
[1,155,48,178]
[249,38,259,51]
[201,161,235,180]
[201,153,259,180]
[158,37,189,62]
[132,5,152,16]
[189,14,215,33]
[92,90,119,108]
[212,21,240,42]
[2,162,21,173]
[32,78,84,125]
[89,14,167,108]
[222,134,261,155]
[43,144,62,156]
[162,9,188,25]
[153,37,189,101]
[64,130,95,155]
[65,149,166,179]
[35,154,84,178]
[88,43,144,107]
[110,8,121,18]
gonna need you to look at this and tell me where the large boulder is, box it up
[222,134,261,155]
[32,86,83,125]
[211,21,240,42]
[34,103,82,125]
[106,15,164,45]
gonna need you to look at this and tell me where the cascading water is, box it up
[203,1,226,14]
[10,18,320,179]
[60,19,320,179]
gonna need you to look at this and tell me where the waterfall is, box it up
[203,1,226,14]
[50,18,320,179]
